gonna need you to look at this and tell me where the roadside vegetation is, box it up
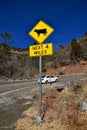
[0,32,87,78]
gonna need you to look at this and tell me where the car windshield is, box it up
[41,76,45,78]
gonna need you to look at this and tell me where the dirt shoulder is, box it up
[15,78,87,130]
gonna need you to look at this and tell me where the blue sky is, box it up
[0,0,87,48]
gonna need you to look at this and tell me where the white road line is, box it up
[0,86,30,96]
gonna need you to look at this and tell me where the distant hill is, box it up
[0,33,87,78]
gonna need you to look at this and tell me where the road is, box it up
[0,80,38,130]
[0,73,86,95]
[0,73,86,129]
[0,80,37,95]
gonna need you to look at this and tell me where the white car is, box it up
[38,75,58,84]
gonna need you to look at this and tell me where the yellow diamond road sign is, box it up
[29,20,54,43]
[29,43,53,57]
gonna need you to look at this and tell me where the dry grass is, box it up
[79,78,87,95]
[15,79,87,130]
[83,85,87,95]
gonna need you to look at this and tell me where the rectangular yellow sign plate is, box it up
[29,43,53,57]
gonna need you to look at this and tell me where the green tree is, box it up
[59,44,64,49]
[84,32,87,36]
[0,32,13,61]
[0,32,13,45]
[70,38,83,62]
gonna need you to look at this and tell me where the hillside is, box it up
[0,33,87,78]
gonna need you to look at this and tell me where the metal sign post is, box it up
[28,20,54,124]
[38,56,43,123]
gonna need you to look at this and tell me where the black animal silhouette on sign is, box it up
[34,28,47,36]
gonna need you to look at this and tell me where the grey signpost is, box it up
[38,56,43,123]
[28,20,54,124]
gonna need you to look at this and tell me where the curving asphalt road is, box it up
[0,73,86,95]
